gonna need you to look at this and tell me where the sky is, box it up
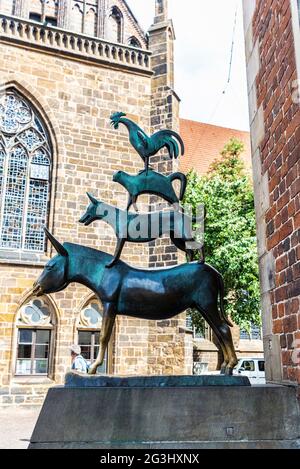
[126,0,250,131]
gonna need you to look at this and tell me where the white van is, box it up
[234,357,266,384]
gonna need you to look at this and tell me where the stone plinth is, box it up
[29,374,300,449]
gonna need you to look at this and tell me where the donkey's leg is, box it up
[195,305,230,374]
[201,303,238,375]
[217,323,238,375]
[106,238,126,268]
[89,303,116,375]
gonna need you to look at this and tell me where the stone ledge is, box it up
[193,338,219,351]
[29,439,300,449]
[0,249,49,267]
[65,372,251,388]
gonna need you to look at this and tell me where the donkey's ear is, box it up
[86,192,98,205]
[44,227,68,257]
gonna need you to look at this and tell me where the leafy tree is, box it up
[184,138,260,332]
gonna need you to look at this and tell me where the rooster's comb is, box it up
[110,111,126,120]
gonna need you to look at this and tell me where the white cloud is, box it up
[126,0,250,131]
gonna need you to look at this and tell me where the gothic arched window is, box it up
[128,36,141,48]
[0,91,51,253]
[44,0,58,19]
[29,0,58,26]
[70,3,83,33]
[85,7,96,36]
[15,297,56,376]
[77,300,109,374]
[108,6,123,43]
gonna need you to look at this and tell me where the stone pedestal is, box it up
[29,374,300,449]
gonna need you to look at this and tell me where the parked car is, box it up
[234,357,266,384]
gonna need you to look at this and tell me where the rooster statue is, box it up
[110,112,185,173]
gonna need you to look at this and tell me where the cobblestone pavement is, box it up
[0,407,41,449]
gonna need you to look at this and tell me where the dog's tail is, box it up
[168,172,187,201]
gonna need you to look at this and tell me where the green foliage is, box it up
[184,138,261,332]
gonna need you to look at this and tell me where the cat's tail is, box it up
[168,172,187,201]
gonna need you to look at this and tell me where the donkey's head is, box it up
[78,193,99,226]
[32,228,69,297]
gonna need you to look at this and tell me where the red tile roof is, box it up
[179,119,252,175]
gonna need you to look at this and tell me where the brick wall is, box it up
[243,0,300,386]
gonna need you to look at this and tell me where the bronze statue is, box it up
[113,169,187,211]
[33,228,238,376]
[110,112,184,173]
[31,112,237,379]
[79,193,205,268]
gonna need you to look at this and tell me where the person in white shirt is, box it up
[70,344,88,373]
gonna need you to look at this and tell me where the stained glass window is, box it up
[0,91,51,252]
[79,301,103,329]
[0,145,5,204]
[18,128,44,150]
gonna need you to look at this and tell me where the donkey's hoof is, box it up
[220,366,226,375]
[88,365,97,375]
[225,367,234,376]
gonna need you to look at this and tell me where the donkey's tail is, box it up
[168,172,187,201]
[215,270,233,327]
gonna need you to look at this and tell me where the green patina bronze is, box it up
[32,111,237,379]
[79,193,204,267]
[33,228,238,376]
[110,112,184,173]
[113,169,187,211]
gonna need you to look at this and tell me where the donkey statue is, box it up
[32,228,238,375]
